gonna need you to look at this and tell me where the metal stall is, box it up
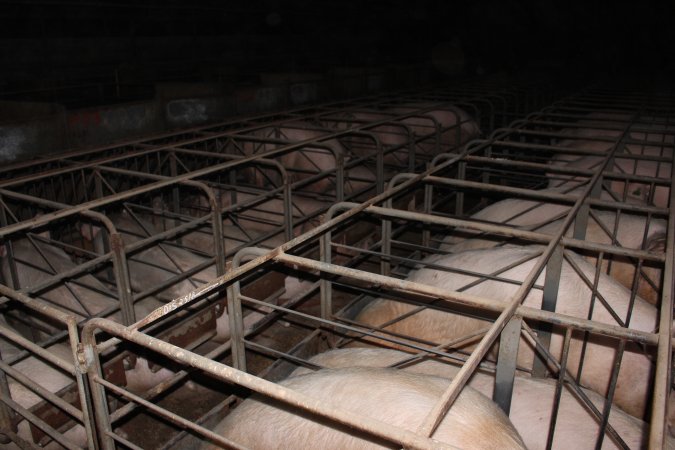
[56,84,674,449]
[0,75,578,448]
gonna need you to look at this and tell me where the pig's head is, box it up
[79,223,102,242]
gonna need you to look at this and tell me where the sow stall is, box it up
[60,86,675,448]
[0,75,556,448]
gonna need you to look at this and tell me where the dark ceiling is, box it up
[0,0,673,104]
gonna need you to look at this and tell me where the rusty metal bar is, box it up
[649,153,675,448]
[93,375,247,450]
[274,253,658,345]
[329,202,665,262]
[492,316,521,414]
[416,117,639,437]
[81,318,461,450]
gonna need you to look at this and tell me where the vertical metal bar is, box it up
[94,173,113,281]
[282,179,293,243]
[545,327,573,450]
[0,345,16,443]
[573,163,605,240]
[320,227,332,320]
[68,320,98,450]
[594,340,626,450]
[492,316,521,415]
[109,233,136,325]
[648,165,675,448]
[380,214,392,277]
[376,141,384,194]
[422,183,433,250]
[481,145,492,202]
[169,153,182,245]
[532,245,564,378]
[228,170,237,208]
[226,280,246,372]
[210,196,226,278]
[455,161,466,216]
[0,201,38,342]
[335,153,345,203]
[82,335,115,450]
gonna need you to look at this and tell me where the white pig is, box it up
[291,348,667,450]
[441,201,666,305]
[79,211,269,342]
[552,150,671,208]
[0,233,161,324]
[203,367,525,450]
[328,104,479,167]
[354,245,667,426]
[549,122,672,207]
[238,121,376,195]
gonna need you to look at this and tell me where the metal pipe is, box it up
[80,318,461,450]
[649,157,675,448]
[275,253,658,345]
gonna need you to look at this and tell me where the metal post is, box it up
[94,173,113,281]
[319,230,332,320]
[0,344,16,444]
[81,332,115,450]
[226,279,246,372]
[68,319,98,450]
[109,233,136,325]
[492,316,521,415]
[455,161,466,216]
[532,245,564,378]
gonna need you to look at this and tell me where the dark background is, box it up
[1,0,673,106]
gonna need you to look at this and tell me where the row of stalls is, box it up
[0,74,672,449]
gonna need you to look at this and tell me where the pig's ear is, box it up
[647,232,666,253]
[80,223,102,241]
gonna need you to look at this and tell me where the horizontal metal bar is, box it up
[82,318,461,450]
[93,375,246,450]
[338,202,665,262]
[274,253,659,345]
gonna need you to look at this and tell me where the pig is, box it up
[211,190,329,237]
[141,195,321,302]
[551,150,671,208]
[354,245,666,426]
[291,348,666,450]
[203,367,525,450]
[549,122,672,207]
[549,130,622,166]
[439,185,644,251]
[79,210,218,302]
[532,210,665,305]
[0,335,86,449]
[0,232,161,324]
[327,104,479,167]
[0,315,138,449]
[385,102,480,154]
[441,200,666,305]
[238,121,376,195]
[0,232,187,396]
[79,211,271,342]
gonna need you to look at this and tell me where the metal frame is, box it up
[2,79,672,449]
